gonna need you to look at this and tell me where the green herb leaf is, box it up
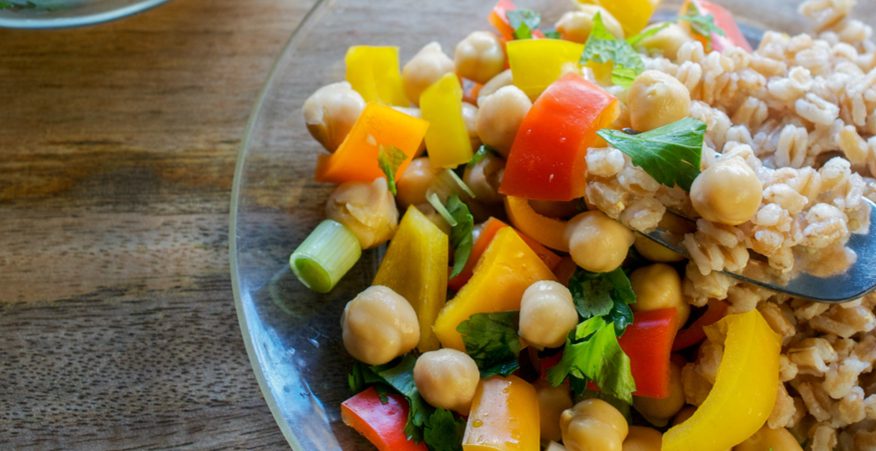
[547,317,636,404]
[377,145,407,196]
[627,22,672,48]
[427,192,458,227]
[457,311,521,377]
[469,144,497,166]
[597,117,706,191]
[446,195,474,278]
[679,2,725,51]
[424,408,466,451]
[507,9,541,40]
[569,268,636,335]
[542,28,562,39]
[580,12,645,87]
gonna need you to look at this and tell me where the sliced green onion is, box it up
[289,219,361,293]
[430,169,476,200]
[427,192,458,227]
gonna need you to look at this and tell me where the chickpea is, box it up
[461,102,482,150]
[623,426,662,451]
[519,281,578,349]
[561,398,629,451]
[536,382,573,442]
[413,349,480,415]
[463,152,504,204]
[629,70,691,132]
[402,42,455,105]
[325,178,399,249]
[475,85,531,156]
[637,22,692,60]
[341,285,419,365]
[454,31,506,84]
[477,69,513,104]
[397,157,441,208]
[634,362,685,427]
[630,264,690,329]
[566,211,635,273]
[555,5,624,43]
[734,425,803,451]
[545,442,567,451]
[302,81,366,152]
[690,156,762,226]
[671,405,696,425]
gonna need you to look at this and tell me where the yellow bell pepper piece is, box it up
[463,375,540,451]
[662,309,781,451]
[507,39,584,100]
[433,227,556,350]
[504,196,570,252]
[576,0,660,37]
[373,206,448,351]
[419,73,473,168]
[345,46,409,106]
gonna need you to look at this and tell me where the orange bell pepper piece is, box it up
[341,387,427,451]
[504,196,569,252]
[315,103,429,184]
[433,227,556,350]
[488,0,517,42]
[680,0,752,52]
[463,375,540,451]
[345,46,409,106]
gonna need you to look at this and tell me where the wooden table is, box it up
[0,0,314,447]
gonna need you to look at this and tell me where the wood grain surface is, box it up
[0,0,314,448]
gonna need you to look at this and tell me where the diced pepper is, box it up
[420,73,474,168]
[552,257,578,286]
[345,46,409,106]
[463,375,540,451]
[448,217,562,291]
[488,0,517,42]
[373,206,449,351]
[680,0,752,52]
[576,0,657,36]
[672,300,728,351]
[506,39,584,100]
[315,103,428,184]
[618,308,678,399]
[462,78,483,105]
[500,73,619,201]
[504,196,569,251]
[662,309,781,451]
[433,227,556,350]
[341,387,428,451]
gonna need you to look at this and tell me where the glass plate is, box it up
[0,0,165,29]
[229,0,854,449]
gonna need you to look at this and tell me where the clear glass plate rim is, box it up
[0,0,168,29]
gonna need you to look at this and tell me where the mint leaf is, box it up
[569,268,636,335]
[507,9,541,40]
[627,22,672,48]
[446,195,474,278]
[679,2,725,51]
[457,311,521,377]
[597,117,706,191]
[377,145,406,196]
[424,408,465,451]
[580,12,644,87]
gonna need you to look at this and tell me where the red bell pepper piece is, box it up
[681,0,752,52]
[618,308,678,399]
[672,300,729,351]
[499,73,619,201]
[340,387,427,451]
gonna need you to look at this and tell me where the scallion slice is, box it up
[289,219,361,293]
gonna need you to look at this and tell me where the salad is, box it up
[289,0,876,450]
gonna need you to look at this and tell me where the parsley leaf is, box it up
[457,311,521,377]
[507,9,541,40]
[679,2,725,50]
[377,145,406,196]
[627,22,672,48]
[424,408,466,451]
[446,195,474,278]
[580,12,645,88]
[542,28,561,39]
[568,268,636,336]
[547,316,637,404]
[597,117,706,191]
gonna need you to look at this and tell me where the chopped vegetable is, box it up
[345,46,409,106]
[445,195,475,278]
[424,408,467,451]
[672,300,728,351]
[568,268,636,335]
[373,206,449,351]
[289,219,361,293]
[597,117,706,191]
[504,196,569,251]
[500,73,619,201]
[617,308,678,398]
[433,227,556,350]
[341,387,428,451]
[547,316,637,404]
[420,73,473,168]
[680,0,752,52]
[315,103,428,184]
[506,38,584,99]
[457,311,521,378]
[507,9,541,40]
[378,145,407,195]
[488,0,518,41]
[662,310,781,451]
[576,0,658,36]
[580,12,645,87]
[463,376,540,451]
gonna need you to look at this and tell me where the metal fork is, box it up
[641,198,876,303]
